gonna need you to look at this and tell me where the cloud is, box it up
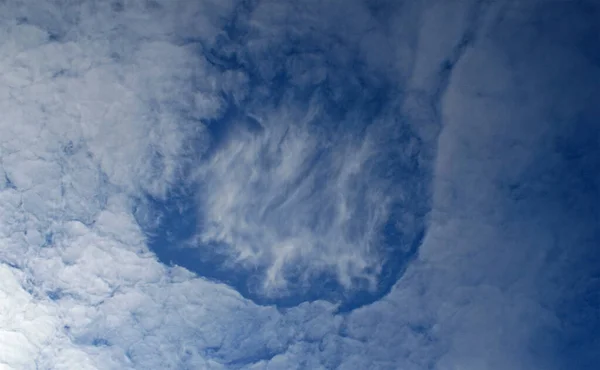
[195,109,394,294]
[0,0,598,370]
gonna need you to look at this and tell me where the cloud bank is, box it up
[0,0,597,369]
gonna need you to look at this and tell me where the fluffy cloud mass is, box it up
[0,0,598,369]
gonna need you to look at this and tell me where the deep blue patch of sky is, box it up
[135,3,433,312]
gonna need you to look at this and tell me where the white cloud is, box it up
[0,0,597,369]
[194,112,392,293]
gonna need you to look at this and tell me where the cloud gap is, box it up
[139,1,434,311]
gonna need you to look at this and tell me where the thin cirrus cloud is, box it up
[0,0,598,370]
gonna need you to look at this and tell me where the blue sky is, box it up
[0,0,598,369]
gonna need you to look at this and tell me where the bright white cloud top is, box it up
[0,1,598,369]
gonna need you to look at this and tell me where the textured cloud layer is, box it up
[0,0,598,369]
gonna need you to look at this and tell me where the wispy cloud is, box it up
[195,110,393,294]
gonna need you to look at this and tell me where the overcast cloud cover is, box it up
[0,0,598,369]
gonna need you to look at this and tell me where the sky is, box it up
[0,0,598,369]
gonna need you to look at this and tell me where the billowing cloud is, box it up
[0,0,598,369]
